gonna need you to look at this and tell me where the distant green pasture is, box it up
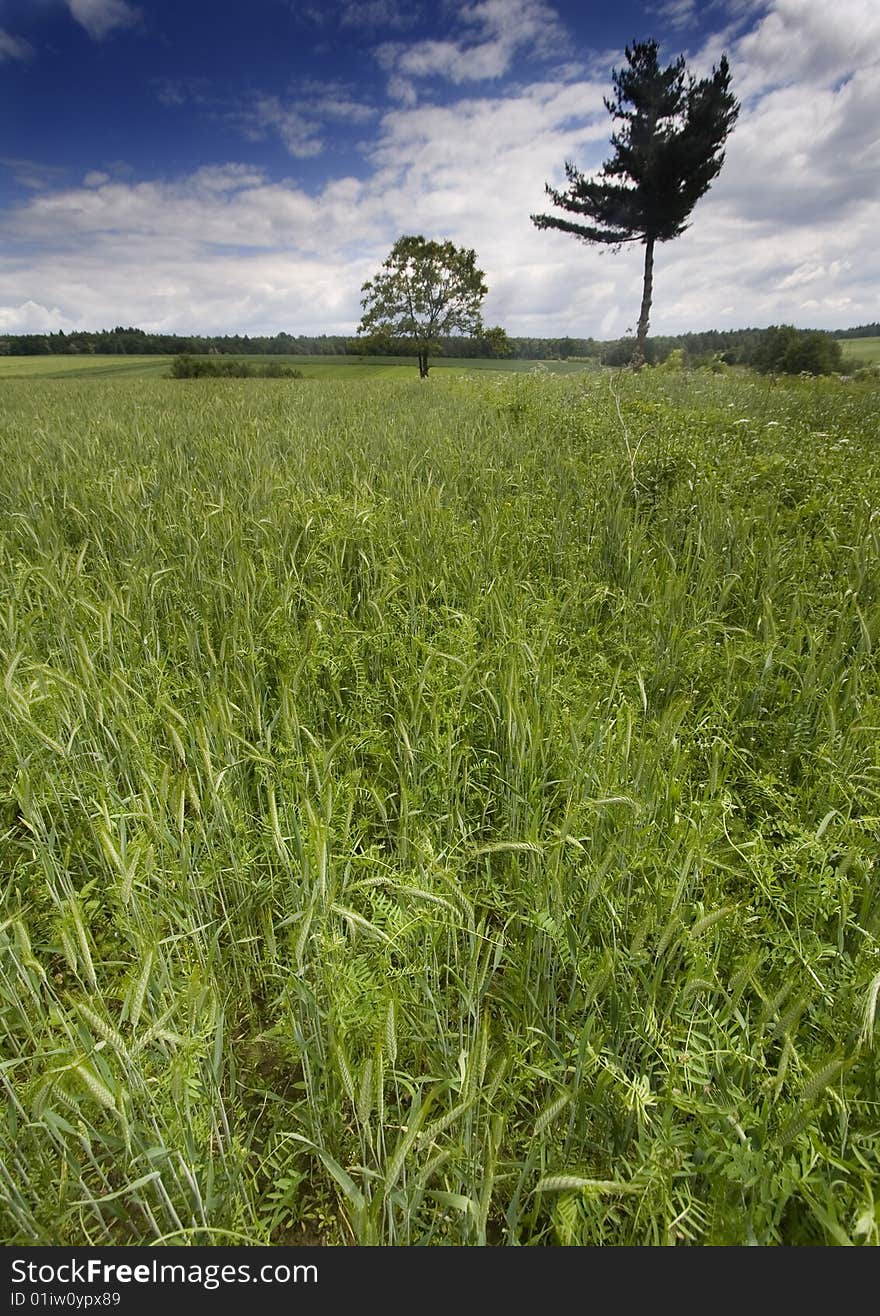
[0,352,593,381]
[0,354,170,380]
[837,336,880,366]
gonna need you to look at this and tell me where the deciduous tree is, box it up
[358,235,488,377]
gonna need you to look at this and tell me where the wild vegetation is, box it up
[2,366,879,1245]
[168,355,303,380]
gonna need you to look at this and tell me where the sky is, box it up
[1,0,878,339]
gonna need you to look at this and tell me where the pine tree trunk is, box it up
[632,236,655,370]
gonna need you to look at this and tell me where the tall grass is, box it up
[1,368,879,1245]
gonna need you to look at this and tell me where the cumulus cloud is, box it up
[377,0,567,86]
[1,164,382,258]
[0,300,75,333]
[67,0,140,41]
[710,70,880,228]
[695,0,880,238]
[732,0,880,95]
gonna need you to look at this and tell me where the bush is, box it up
[603,337,650,366]
[655,347,685,372]
[169,355,303,379]
[749,326,843,376]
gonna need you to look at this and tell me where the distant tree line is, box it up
[601,326,845,373]
[0,327,356,357]
[835,323,879,339]
[0,322,871,375]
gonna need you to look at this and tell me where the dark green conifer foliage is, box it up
[532,40,739,367]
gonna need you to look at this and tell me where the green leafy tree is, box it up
[750,326,843,376]
[482,325,513,358]
[358,235,488,377]
[532,39,739,368]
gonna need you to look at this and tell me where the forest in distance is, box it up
[3,322,878,370]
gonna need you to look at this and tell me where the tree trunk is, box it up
[418,350,429,378]
[632,236,655,370]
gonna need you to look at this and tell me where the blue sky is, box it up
[2,0,878,337]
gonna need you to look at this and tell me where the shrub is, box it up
[169,354,302,379]
[603,337,663,367]
[749,326,843,376]
[655,347,685,372]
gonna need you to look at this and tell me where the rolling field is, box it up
[1,367,879,1246]
[0,353,591,382]
[838,337,880,367]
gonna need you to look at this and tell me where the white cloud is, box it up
[776,259,850,291]
[67,0,140,40]
[221,84,377,159]
[653,0,700,29]
[2,164,382,258]
[0,27,32,60]
[386,74,418,106]
[244,97,325,159]
[377,0,566,86]
[698,0,880,237]
[711,71,880,227]
[0,300,74,333]
[235,91,376,159]
[733,0,880,95]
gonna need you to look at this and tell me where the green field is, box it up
[0,353,591,382]
[2,368,879,1246]
[838,337,880,367]
[3,343,876,380]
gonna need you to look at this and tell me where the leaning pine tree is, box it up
[532,39,739,367]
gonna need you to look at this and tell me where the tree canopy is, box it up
[749,326,844,376]
[532,39,739,366]
[357,235,488,377]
